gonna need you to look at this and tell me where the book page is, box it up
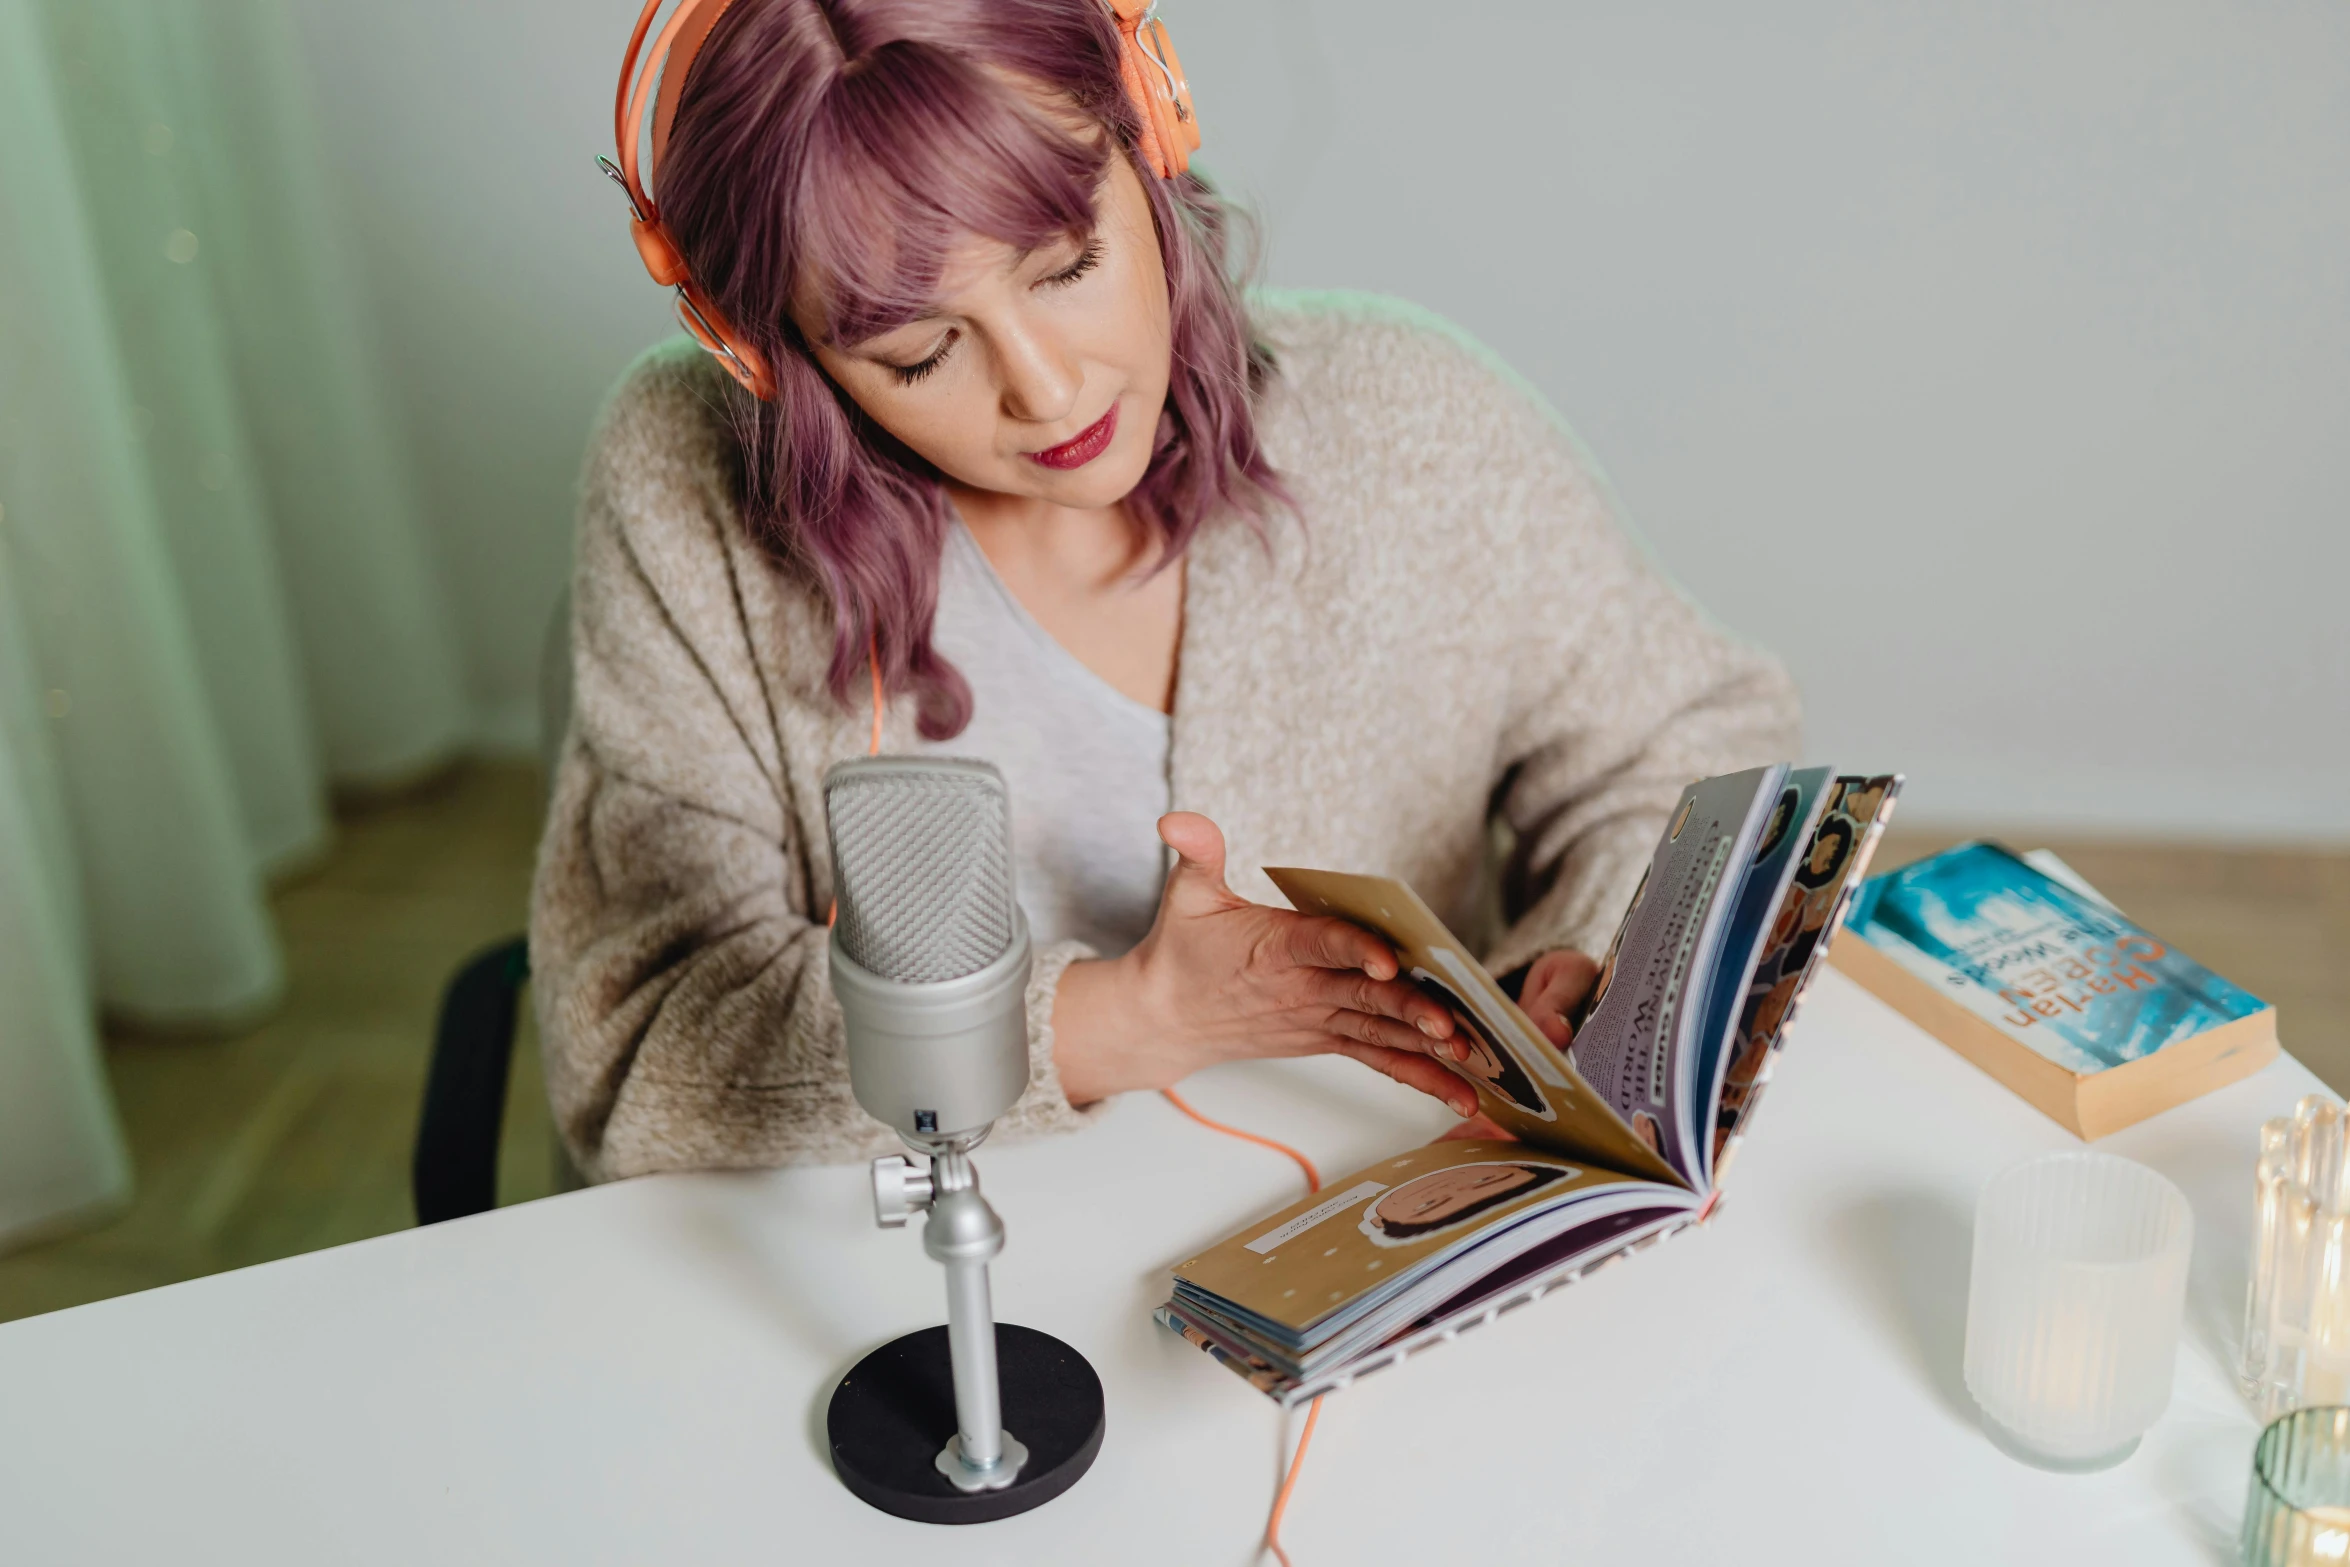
[1169,1138,1675,1338]
[1691,765,1832,1184]
[1712,773,1902,1169]
[1266,867,1683,1187]
[1690,766,1834,1180]
[1564,767,1784,1184]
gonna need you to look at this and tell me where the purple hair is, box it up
[655,0,1287,738]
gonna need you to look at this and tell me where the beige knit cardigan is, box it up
[530,293,1802,1182]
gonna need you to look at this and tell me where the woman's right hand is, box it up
[1051,812,1478,1115]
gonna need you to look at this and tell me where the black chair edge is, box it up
[412,936,531,1226]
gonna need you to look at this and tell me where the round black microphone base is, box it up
[827,1323,1104,1525]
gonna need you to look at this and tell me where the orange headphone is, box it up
[603,0,1203,403]
[1109,0,1201,180]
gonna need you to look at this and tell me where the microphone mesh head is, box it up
[824,758,1019,984]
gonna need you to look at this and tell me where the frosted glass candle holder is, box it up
[2241,1095,2350,1422]
[1963,1151,2193,1471]
[2242,1407,2350,1567]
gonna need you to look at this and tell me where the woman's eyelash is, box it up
[891,335,955,385]
[1044,238,1106,287]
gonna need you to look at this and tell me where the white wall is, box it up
[287,0,673,749]
[289,0,2350,839]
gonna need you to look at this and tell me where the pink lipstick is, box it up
[1025,404,1119,471]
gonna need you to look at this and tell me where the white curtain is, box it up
[0,0,469,1252]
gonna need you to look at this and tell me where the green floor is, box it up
[0,763,559,1324]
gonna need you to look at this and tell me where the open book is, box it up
[1155,767,1903,1404]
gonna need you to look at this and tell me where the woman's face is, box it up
[796,154,1172,512]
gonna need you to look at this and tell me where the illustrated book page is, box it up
[1561,766,1786,1183]
[1709,773,1902,1172]
[1688,765,1835,1178]
[1264,867,1683,1189]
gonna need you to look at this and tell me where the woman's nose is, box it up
[991,318,1083,427]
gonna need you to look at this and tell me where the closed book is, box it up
[1829,842,2277,1139]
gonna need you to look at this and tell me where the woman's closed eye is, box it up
[1042,236,1105,289]
[888,332,957,386]
[878,237,1103,385]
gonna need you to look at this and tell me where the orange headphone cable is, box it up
[855,649,1328,1562]
[1157,1086,1325,1566]
[1264,1393,1324,1567]
[1157,1087,1320,1194]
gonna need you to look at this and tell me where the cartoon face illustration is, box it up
[1794,817,1856,891]
[1575,864,1649,1030]
[1840,781,1887,826]
[1631,1109,1663,1154]
[1780,885,1845,975]
[1360,1161,1570,1245]
[1729,976,1798,1088]
[1412,971,1546,1116]
[1753,787,1800,865]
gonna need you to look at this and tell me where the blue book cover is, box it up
[1843,842,2269,1076]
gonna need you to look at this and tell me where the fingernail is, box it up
[1417,1017,1444,1039]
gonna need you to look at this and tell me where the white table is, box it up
[0,970,2306,1564]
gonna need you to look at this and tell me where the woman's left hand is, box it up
[1516,947,1601,1049]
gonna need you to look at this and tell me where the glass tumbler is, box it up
[2243,1407,2350,1567]
[1962,1151,2194,1470]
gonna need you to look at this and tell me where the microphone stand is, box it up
[828,1129,1104,1524]
[871,1136,1028,1489]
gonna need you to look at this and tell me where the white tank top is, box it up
[917,522,1171,956]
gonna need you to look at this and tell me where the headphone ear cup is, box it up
[1112,13,1199,179]
[1115,38,1173,178]
[1142,20,1200,175]
[631,219,690,287]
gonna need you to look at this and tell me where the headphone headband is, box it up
[605,0,1203,401]
[610,0,772,397]
[613,0,738,224]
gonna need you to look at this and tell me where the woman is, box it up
[532,0,1800,1181]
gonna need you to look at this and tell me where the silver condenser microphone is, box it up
[827,756,1031,1143]
[820,757,1103,1525]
